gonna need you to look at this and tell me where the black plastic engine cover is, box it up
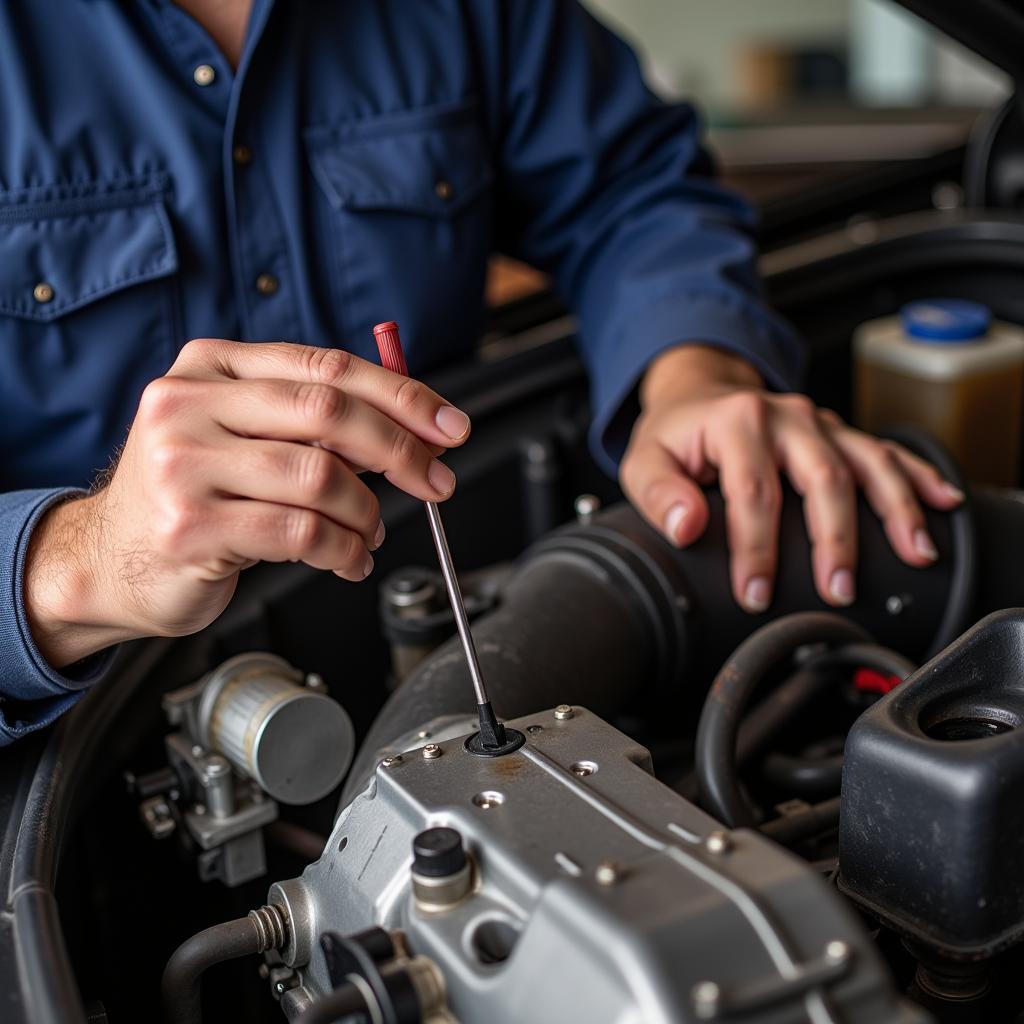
[839,609,1024,957]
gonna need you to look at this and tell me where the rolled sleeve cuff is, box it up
[0,488,115,745]
[586,289,806,476]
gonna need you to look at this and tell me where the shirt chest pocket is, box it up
[305,100,493,353]
[0,183,180,489]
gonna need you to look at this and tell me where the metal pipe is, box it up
[424,500,489,710]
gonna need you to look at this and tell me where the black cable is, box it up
[695,613,872,828]
[162,908,285,1024]
[760,796,842,846]
[294,982,370,1023]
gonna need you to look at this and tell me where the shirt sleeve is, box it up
[0,488,114,746]
[492,0,806,475]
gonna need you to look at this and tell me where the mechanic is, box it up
[0,0,963,746]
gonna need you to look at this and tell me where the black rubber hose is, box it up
[162,911,283,1024]
[735,668,833,767]
[266,821,327,862]
[695,613,872,828]
[762,752,845,798]
[294,983,369,1023]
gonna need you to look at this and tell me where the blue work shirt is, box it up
[0,0,801,743]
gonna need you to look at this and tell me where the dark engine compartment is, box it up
[7,173,1024,1023]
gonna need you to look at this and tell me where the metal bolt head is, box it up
[202,754,230,778]
[417,729,431,739]
[705,830,732,855]
[886,594,905,616]
[692,980,721,1019]
[595,860,622,886]
[381,755,403,768]
[574,493,601,525]
[554,704,574,720]
[825,939,850,966]
[422,743,442,760]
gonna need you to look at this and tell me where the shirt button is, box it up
[434,179,453,201]
[255,273,279,296]
[193,64,216,87]
[33,282,54,304]
[232,144,253,166]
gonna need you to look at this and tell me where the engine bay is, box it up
[5,207,1024,1024]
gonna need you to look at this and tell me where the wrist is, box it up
[23,493,136,668]
[641,344,763,410]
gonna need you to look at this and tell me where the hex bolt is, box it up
[825,939,850,966]
[381,755,403,768]
[595,860,622,886]
[692,980,721,1019]
[705,830,732,855]
[422,744,442,760]
[554,705,575,721]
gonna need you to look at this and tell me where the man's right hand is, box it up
[23,339,472,669]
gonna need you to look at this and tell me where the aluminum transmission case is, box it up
[270,708,923,1024]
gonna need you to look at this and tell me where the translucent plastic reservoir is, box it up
[854,299,1024,486]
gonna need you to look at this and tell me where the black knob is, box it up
[412,827,466,878]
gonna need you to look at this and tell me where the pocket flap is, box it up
[305,101,493,218]
[0,183,178,322]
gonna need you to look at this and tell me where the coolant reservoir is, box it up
[854,299,1024,486]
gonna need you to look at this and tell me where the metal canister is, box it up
[197,653,354,805]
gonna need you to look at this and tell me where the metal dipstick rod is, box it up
[373,321,508,750]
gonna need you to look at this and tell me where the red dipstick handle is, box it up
[373,321,409,377]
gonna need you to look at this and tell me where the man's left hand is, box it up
[619,345,965,614]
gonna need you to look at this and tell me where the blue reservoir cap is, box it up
[900,299,992,342]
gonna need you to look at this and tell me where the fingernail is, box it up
[435,405,471,440]
[361,552,374,579]
[943,482,965,503]
[743,576,772,614]
[428,459,456,496]
[829,568,856,606]
[664,503,688,545]
[372,520,386,550]
[914,528,939,561]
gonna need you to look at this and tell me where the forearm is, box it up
[641,344,764,409]
[23,492,137,668]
